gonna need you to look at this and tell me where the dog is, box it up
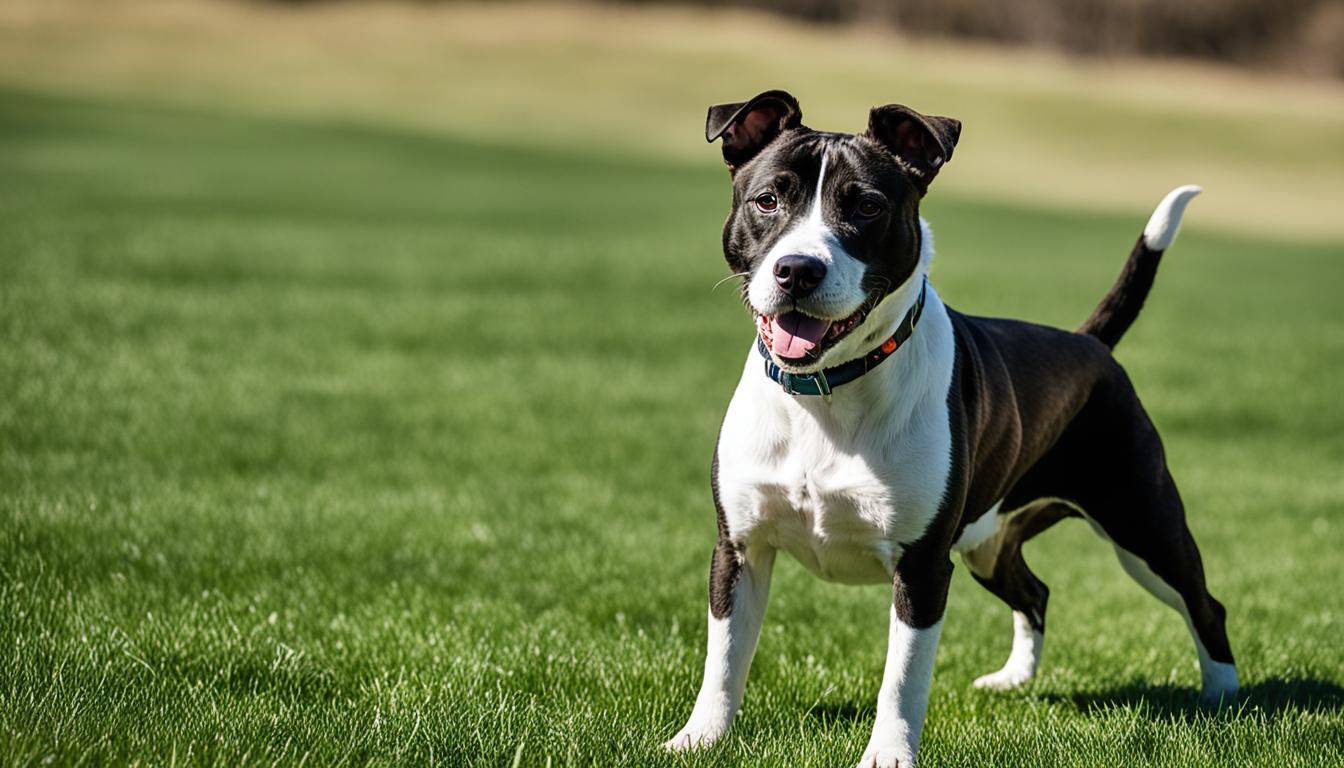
[664,90,1237,767]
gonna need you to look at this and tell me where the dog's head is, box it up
[707,90,960,373]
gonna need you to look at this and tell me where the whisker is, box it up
[711,272,750,292]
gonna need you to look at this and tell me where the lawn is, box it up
[3,8,1344,767]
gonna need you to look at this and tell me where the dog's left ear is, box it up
[865,104,961,195]
[705,90,803,172]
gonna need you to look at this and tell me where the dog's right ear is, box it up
[705,90,802,172]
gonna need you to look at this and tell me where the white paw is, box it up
[1198,683,1239,708]
[662,728,720,753]
[972,666,1033,691]
[854,746,903,768]
[1198,661,1239,707]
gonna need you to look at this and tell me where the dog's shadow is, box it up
[807,677,1344,723]
[1046,677,1344,720]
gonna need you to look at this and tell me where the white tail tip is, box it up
[1143,185,1202,251]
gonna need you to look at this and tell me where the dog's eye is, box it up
[754,193,778,213]
[856,199,884,218]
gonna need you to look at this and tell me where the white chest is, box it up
[715,380,953,586]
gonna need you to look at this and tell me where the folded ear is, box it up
[865,104,961,195]
[705,90,803,172]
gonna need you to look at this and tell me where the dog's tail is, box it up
[1078,185,1201,350]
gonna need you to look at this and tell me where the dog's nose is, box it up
[774,255,826,297]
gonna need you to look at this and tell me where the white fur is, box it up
[972,611,1042,691]
[858,612,943,768]
[951,499,1003,553]
[747,153,871,328]
[1082,515,1239,704]
[956,498,1050,575]
[717,273,953,584]
[670,220,957,761]
[1143,185,1201,251]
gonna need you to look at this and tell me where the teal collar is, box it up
[758,279,927,397]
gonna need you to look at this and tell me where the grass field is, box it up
[3,3,1344,767]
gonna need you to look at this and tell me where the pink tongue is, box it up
[770,311,832,359]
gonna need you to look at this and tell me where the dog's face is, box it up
[706,90,960,373]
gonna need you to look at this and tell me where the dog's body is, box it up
[665,91,1237,767]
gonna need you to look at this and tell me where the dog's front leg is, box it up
[665,544,775,752]
[857,548,952,768]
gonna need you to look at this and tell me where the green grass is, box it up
[3,87,1344,767]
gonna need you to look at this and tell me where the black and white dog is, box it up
[665,90,1237,767]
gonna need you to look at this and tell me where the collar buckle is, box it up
[778,369,831,398]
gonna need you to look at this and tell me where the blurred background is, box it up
[3,0,1341,237]
[546,0,1344,77]
[2,2,1342,766]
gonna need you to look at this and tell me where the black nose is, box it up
[773,255,826,298]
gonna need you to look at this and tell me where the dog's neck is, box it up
[773,219,955,441]
[788,279,952,438]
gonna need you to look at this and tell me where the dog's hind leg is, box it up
[1040,369,1238,705]
[960,500,1073,690]
[1083,513,1239,706]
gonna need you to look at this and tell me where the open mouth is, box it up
[756,304,869,364]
